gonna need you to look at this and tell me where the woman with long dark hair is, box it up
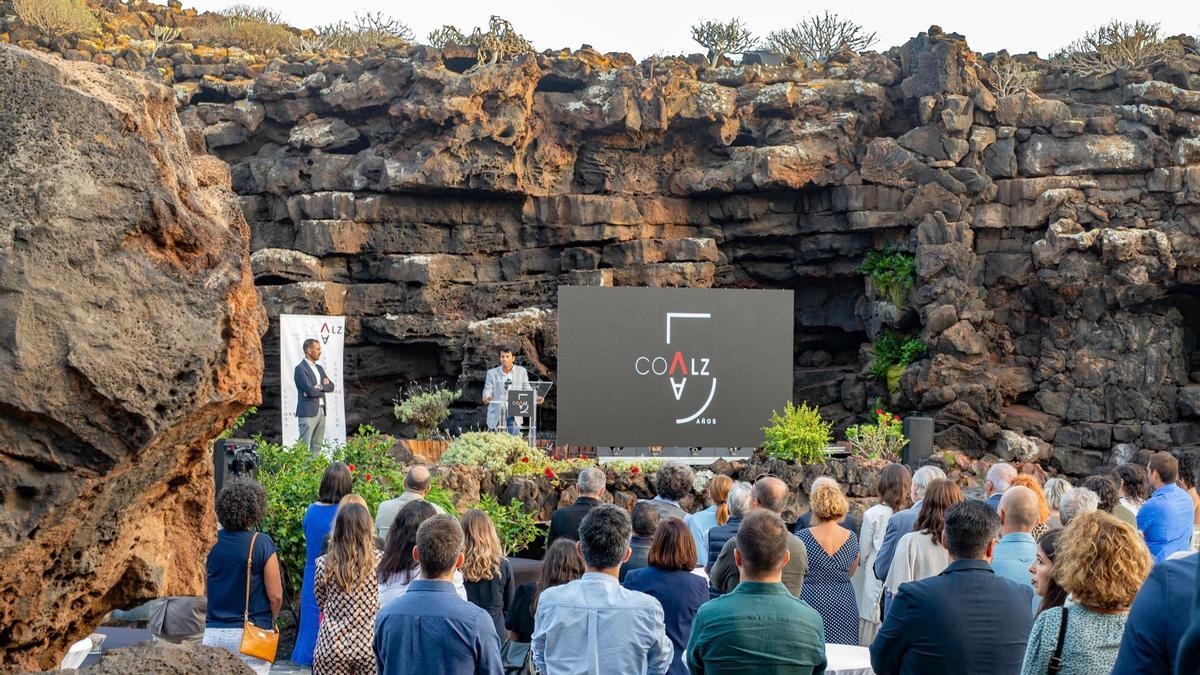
[313,503,380,674]
[884,479,964,596]
[292,461,352,665]
[506,538,585,643]
[377,500,466,606]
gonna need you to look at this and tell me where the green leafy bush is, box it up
[761,402,832,463]
[474,494,544,556]
[604,459,665,475]
[846,408,908,461]
[393,383,461,439]
[440,431,532,476]
[867,330,927,381]
[858,248,916,307]
[13,0,98,39]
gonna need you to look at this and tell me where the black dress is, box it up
[505,582,537,643]
[464,557,515,642]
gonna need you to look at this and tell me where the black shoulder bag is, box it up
[1047,606,1069,675]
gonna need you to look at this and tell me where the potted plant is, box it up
[394,382,462,461]
[846,408,909,463]
[761,401,833,464]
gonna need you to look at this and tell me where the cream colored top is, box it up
[884,530,950,595]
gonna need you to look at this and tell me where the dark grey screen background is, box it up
[557,287,794,446]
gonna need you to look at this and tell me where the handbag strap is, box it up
[1047,605,1069,675]
[243,531,259,623]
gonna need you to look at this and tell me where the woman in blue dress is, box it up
[797,481,861,645]
[290,461,352,665]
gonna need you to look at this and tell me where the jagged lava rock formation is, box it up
[0,44,265,670]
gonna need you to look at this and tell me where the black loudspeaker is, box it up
[213,437,258,499]
[903,417,935,466]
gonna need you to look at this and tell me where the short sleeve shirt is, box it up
[205,529,278,629]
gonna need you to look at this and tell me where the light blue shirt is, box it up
[685,505,720,567]
[482,364,530,429]
[992,532,1037,587]
[533,572,672,675]
[1136,483,1195,562]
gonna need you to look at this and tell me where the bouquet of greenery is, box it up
[394,382,462,439]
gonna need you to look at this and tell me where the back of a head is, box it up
[708,474,734,525]
[578,504,632,569]
[735,510,789,577]
[1043,478,1071,511]
[916,479,964,545]
[1055,511,1151,611]
[328,502,376,592]
[379,500,438,583]
[654,463,695,501]
[1174,450,1200,489]
[405,465,432,493]
[1150,451,1180,484]
[648,518,697,572]
[1114,464,1150,501]
[319,461,353,503]
[943,499,1000,560]
[727,482,753,518]
[1059,487,1099,526]
[1009,474,1049,524]
[912,465,947,500]
[810,483,849,523]
[631,501,661,537]
[536,538,585,603]
[878,463,912,511]
[576,467,606,497]
[998,486,1039,531]
[416,514,464,578]
[987,462,1017,492]
[1082,474,1119,512]
[216,477,267,532]
[460,509,502,582]
[753,476,789,514]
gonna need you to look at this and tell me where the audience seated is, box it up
[797,480,860,645]
[705,482,752,576]
[377,501,467,605]
[1059,487,1099,527]
[642,463,694,521]
[884,479,963,597]
[624,518,708,675]
[532,504,672,675]
[986,462,1017,511]
[855,463,910,646]
[1020,511,1151,675]
[314,502,381,675]
[460,509,515,646]
[870,499,1035,675]
[687,510,828,674]
[686,474,733,568]
[374,515,502,675]
[1111,552,1198,675]
[506,538,584,644]
[1137,451,1195,562]
[620,501,660,582]
[375,465,442,540]
[992,485,1039,586]
[710,477,810,597]
[547,467,606,544]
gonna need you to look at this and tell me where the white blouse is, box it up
[852,503,894,622]
[377,569,468,610]
[885,530,950,595]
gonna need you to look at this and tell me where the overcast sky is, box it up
[187,1,1198,60]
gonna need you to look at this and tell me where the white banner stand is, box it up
[280,314,347,451]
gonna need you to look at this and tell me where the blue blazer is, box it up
[870,559,1034,675]
[873,502,921,580]
[623,566,707,675]
[294,360,334,418]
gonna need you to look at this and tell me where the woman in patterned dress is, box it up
[313,502,382,675]
[797,481,860,645]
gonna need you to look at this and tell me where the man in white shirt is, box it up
[293,338,335,452]
[481,346,540,434]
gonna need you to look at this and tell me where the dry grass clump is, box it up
[191,4,294,53]
[764,11,876,63]
[1052,20,1181,75]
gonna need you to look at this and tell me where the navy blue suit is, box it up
[1112,553,1198,675]
[623,566,708,675]
[294,360,334,417]
[870,559,1034,675]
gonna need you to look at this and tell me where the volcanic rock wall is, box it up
[162,27,1200,481]
[0,44,264,670]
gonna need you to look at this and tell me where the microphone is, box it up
[504,377,512,390]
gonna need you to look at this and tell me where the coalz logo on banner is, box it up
[633,312,718,426]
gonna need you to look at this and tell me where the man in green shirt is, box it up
[687,509,827,674]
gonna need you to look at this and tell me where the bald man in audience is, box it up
[990,485,1039,586]
[710,476,810,596]
[376,466,444,539]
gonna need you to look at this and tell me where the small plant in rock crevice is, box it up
[858,248,916,307]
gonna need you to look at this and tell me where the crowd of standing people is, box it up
[200,452,1200,675]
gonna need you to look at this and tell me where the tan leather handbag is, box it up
[238,532,279,663]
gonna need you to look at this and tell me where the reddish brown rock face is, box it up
[0,45,265,670]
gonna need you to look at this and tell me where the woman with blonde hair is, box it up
[797,481,860,645]
[1043,477,1071,531]
[313,502,381,675]
[1019,511,1152,675]
[461,509,515,643]
[686,474,733,567]
[885,479,964,596]
[855,463,910,645]
[1009,474,1051,539]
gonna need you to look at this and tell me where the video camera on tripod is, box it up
[212,438,259,500]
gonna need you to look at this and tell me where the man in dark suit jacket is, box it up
[294,338,335,452]
[548,467,606,543]
[870,499,1034,675]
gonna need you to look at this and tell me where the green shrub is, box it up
[474,494,544,556]
[393,383,461,439]
[867,329,927,381]
[761,401,832,463]
[604,459,665,475]
[13,0,98,39]
[193,5,294,53]
[440,431,532,477]
[846,408,908,461]
[764,11,877,63]
[858,248,916,307]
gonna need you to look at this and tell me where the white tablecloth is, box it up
[826,643,874,675]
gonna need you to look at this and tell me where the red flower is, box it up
[631,466,640,474]
[544,467,555,478]
[364,473,373,482]
[348,464,356,472]
[875,409,883,415]
[521,456,530,463]
[893,415,901,421]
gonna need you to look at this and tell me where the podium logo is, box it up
[632,313,718,425]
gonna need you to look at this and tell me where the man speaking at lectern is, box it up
[482,346,540,435]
